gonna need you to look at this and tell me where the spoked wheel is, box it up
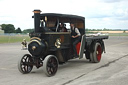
[43,55,58,77]
[90,43,102,63]
[18,54,33,74]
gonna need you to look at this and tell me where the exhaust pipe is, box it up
[33,10,41,32]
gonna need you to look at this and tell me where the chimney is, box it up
[33,10,41,32]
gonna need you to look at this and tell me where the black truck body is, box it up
[18,10,109,77]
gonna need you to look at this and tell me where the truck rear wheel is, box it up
[90,42,102,63]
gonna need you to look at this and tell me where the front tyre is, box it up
[43,55,58,77]
[18,54,33,74]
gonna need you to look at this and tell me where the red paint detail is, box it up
[97,45,102,61]
[76,42,81,55]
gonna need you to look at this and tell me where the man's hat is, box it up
[70,22,75,24]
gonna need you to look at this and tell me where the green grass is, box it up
[0,35,30,44]
[109,33,128,36]
[0,33,128,44]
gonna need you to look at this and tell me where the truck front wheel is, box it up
[43,55,58,77]
[90,43,102,63]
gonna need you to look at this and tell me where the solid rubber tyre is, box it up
[85,51,90,59]
[18,54,33,74]
[90,43,102,63]
[43,55,58,77]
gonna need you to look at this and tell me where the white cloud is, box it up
[101,0,127,3]
[0,0,128,30]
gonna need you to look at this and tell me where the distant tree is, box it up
[97,29,102,31]
[1,24,15,33]
[22,29,34,33]
[123,30,126,33]
[103,28,111,31]
[1,24,6,30]
[15,27,22,33]
[85,28,89,31]
[92,29,96,31]
[103,28,106,31]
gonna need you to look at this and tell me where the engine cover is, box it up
[28,39,46,56]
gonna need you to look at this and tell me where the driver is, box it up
[57,23,67,32]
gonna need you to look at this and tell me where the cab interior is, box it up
[40,16,85,36]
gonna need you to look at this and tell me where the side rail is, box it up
[79,34,86,59]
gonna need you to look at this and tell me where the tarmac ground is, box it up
[0,36,128,85]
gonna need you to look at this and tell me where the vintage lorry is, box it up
[18,10,108,77]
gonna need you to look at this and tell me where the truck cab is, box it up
[29,10,86,57]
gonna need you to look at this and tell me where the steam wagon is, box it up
[18,10,108,77]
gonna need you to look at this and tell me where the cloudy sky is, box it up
[0,0,128,30]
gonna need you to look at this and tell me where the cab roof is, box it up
[40,13,85,21]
